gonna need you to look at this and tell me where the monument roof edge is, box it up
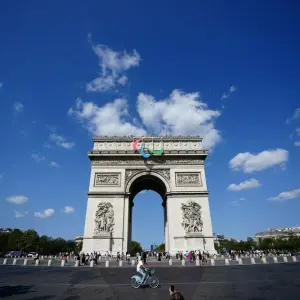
[93,135,203,142]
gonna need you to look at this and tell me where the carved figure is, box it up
[94,202,114,234]
[176,173,201,186]
[181,200,203,233]
[95,174,120,185]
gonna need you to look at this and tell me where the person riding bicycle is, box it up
[136,257,148,284]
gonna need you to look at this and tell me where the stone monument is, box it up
[82,136,216,255]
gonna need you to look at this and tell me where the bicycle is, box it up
[130,268,159,289]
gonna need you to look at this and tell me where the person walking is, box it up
[169,285,185,300]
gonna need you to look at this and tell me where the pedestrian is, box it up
[169,285,185,300]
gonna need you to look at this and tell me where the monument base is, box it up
[82,232,112,254]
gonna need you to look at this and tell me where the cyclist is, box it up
[136,257,148,284]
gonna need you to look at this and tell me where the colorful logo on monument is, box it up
[132,138,164,159]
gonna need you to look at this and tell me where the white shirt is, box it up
[136,260,144,272]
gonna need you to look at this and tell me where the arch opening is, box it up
[127,174,168,252]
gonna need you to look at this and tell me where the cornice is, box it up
[93,135,203,142]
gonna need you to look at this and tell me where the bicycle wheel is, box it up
[148,276,159,288]
[131,277,141,289]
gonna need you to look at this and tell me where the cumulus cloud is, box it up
[63,206,74,214]
[137,90,221,150]
[68,97,146,136]
[14,210,28,218]
[86,43,140,92]
[227,178,261,191]
[7,195,28,204]
[49,161,60,168]
[49,133,75,149]
[294,141,300,147]
[13,102,24,115]
[34,208,55,219]
[229,149,288,173]
[268,188,300,201]
[221,85,237,101]
[229,197,246,206]
[31,153,45,162]
[286,108,300,124]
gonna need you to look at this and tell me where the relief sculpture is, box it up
[125,168,170,184]
[94,173,120,186]
[176,173,201,186]
[181,200,203,233]
[94,202,114,234]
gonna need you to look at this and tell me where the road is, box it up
[0,263,300,299]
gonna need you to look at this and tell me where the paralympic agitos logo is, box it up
[132,138,164,159]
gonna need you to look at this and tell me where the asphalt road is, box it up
[0,263,300,299]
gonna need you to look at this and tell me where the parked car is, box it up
[5,251,23,258]
[27,252,37,258]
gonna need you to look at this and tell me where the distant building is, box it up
[75,236,83,245]
[213,233,240,245]
[255,226,300,241]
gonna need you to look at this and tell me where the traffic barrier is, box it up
[35,259,39,266]
[74,260,79,267]
[61,259,66,267]
[181,259,185,266]
[196,259,200,266]
[225,259,230,265]
[283,256,288,263]
[119,260,123,267]
[105,260,109,268]
[13,259,17,265]
[169,259,172,266]
[250,258,256,264]
[3,258,7,265]
[48,260,52,266]
[90,260,94,267]
[261,257,267,264]
[238,258,243,265]
[273,257,278,263]
[131,259,136,266]
[292,256,297,262]
[24,259,28,266]
[210,259,215,266]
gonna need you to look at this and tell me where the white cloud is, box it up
[31,153,45,162]
[49,133,75,149]
[286,108,300,124]
[0,82,3,88]
[13,102,24,115]
[296,128,300,136]
[14,210,28,218]
[63,206,74,214]
[7,195,28,204]
[137,89,221,150]
[34,208,55,219]
[268,188,300,201]
[229,149,288,173]
[86,43,140,92]
[68,97,146,136]
[221,85,237,100]
[227,178,261,191]
[294,141,300,147]
[229,197,246,206]
[49,161,60,168]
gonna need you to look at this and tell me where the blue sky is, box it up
[0,1,300,247]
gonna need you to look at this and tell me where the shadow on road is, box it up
[0,285,34,298]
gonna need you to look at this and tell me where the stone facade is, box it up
[82,136,216,255]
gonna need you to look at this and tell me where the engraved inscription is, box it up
[94,173,120,186]
[176,172,202,186]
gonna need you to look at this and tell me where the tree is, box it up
[129,241,143,254]
[20,230,39,252]
[155,243,165,251]
[8,229,23,250]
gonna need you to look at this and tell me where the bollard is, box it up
[238,258,243,265]
[283,256,288,263]
[196,259,200,266]
[41,256,44,260]
[292,256,297,262]
[250,258,256,264]
[273,257,278,263]
[105,260,109,268]
[210,259,215,266]
[61,259,66,267]
[221,255,224,259]
[131,259,136,266]
[23,259,28,266]
[3,258,7,265]
[181,259,185,266]
[48,260,52,266]
[90,260,94,267]
[119,260,123,267]
[225,259,230,265]
[169,259,172,266]
[13,258,17,265]
[261,257,267,264]
[74,260,79,267]
[35,259,39,266]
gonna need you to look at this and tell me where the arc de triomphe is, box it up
[82,136,216,255]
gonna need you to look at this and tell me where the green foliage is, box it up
[155,243,165,251]
[0,228,79,255]
[129,240,143,254]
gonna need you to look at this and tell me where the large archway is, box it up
[82,136,216,255]
[127,174,168,252]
